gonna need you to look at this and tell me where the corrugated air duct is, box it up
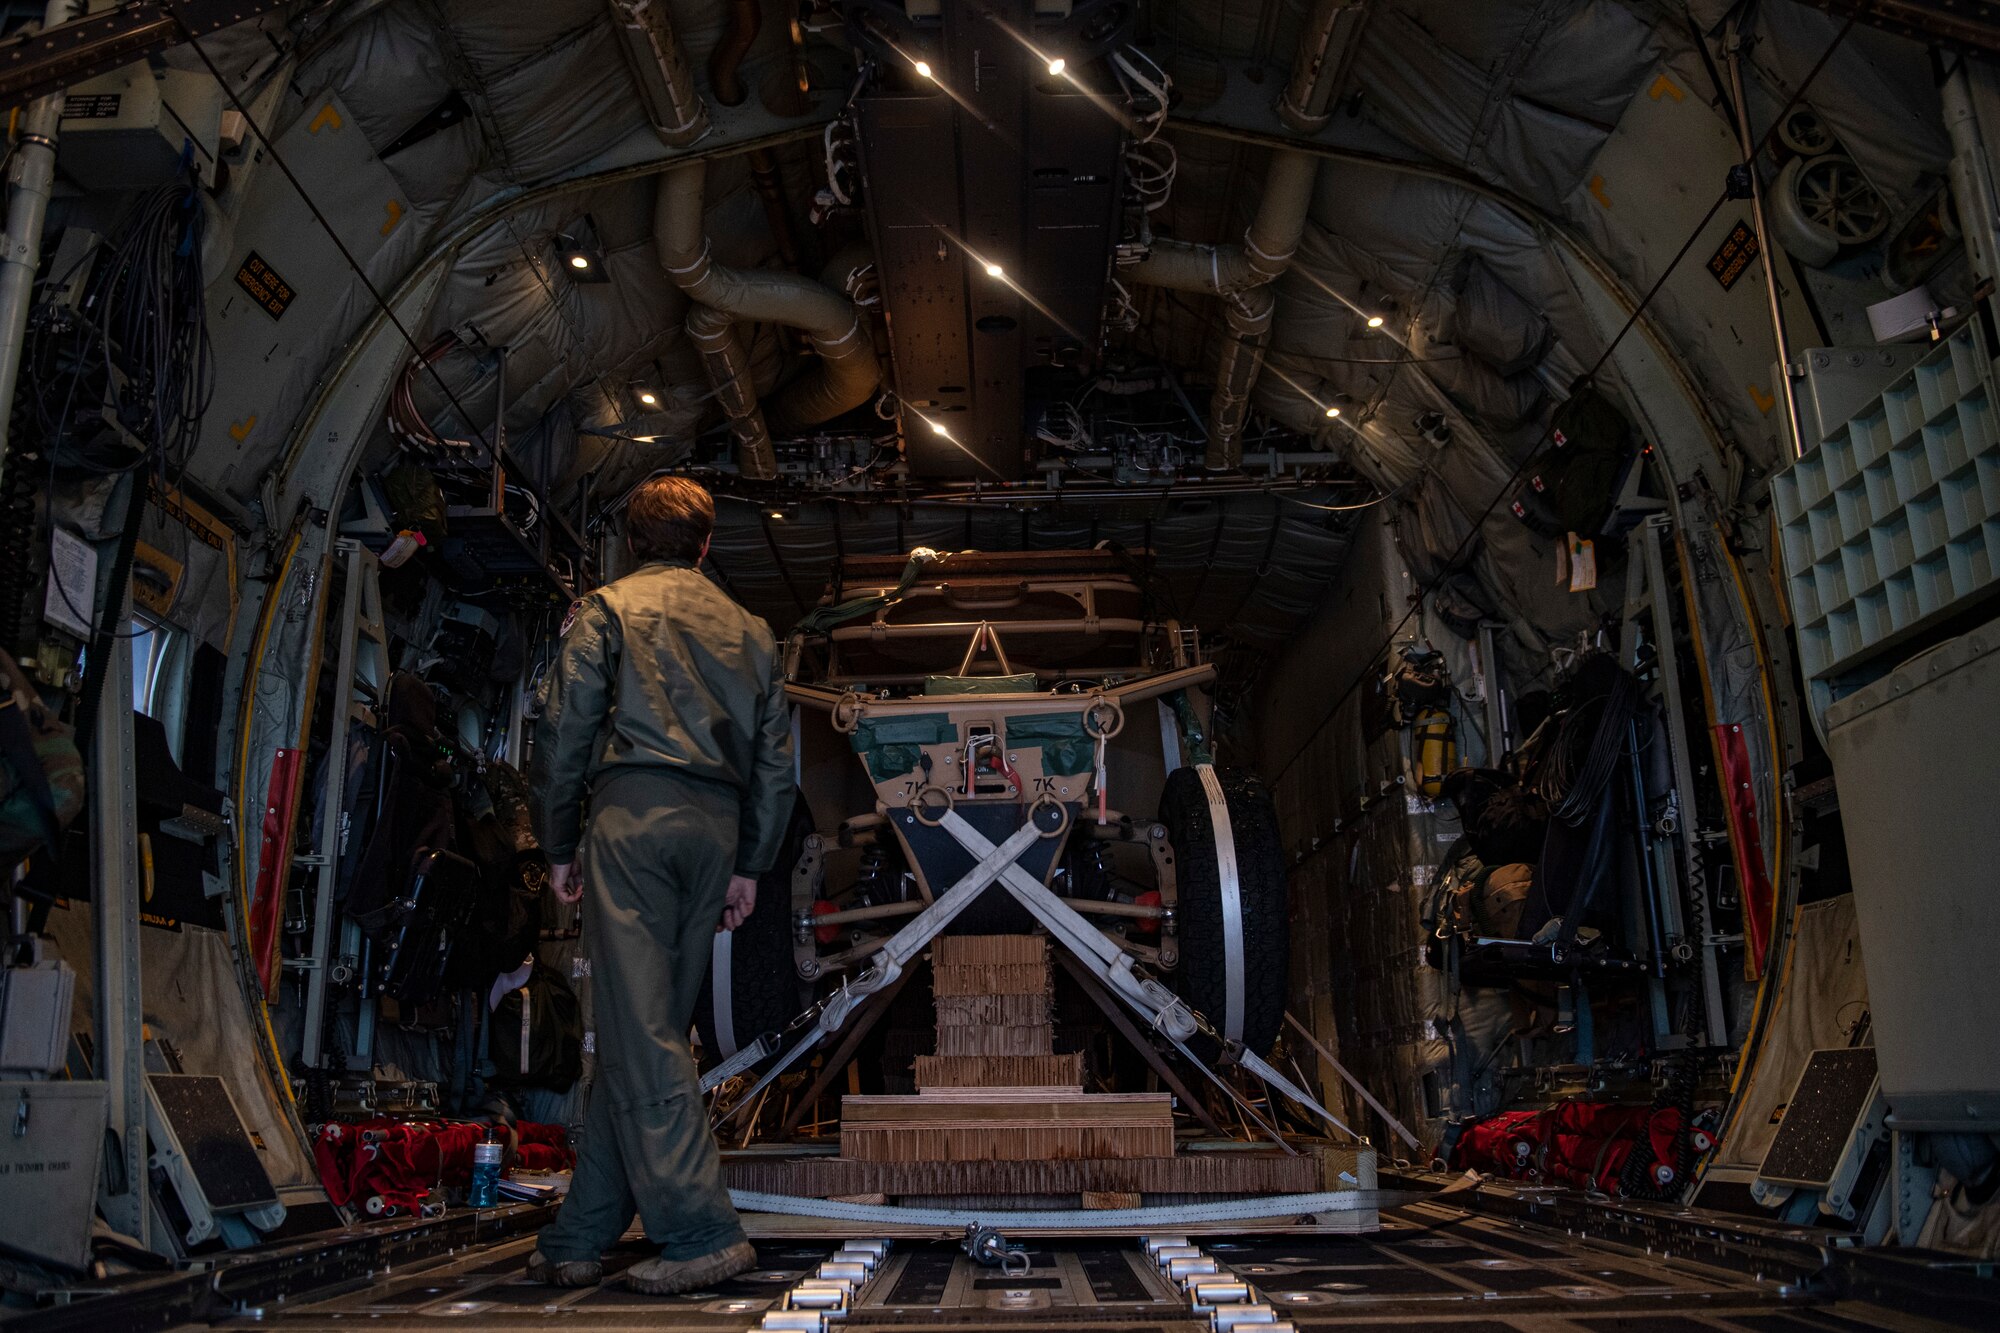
[607,0,711,147]
[655,161,882,481]
[1120,3,1367,468]
[1122,149,1320,469]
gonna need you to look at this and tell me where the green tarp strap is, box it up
[1005,712,1097,777]
[850,712,957,781]
[796,548,952,635]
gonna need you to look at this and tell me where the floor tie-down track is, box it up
[193,1201,1934,1331]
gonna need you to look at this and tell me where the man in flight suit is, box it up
[524,476,793,1294]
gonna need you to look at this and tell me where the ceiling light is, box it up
[1325,405,1341,418]
[554,215,610,283]
[1047,57,1066,76]
[1366,315,1385,329]
[914,59,933,79]
[636,389,659,406]
[768,510,784,520]
[929,420,949,435]
[984,262,1004,278]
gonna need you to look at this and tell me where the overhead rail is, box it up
[0,0,293,107]
[1798,0,2000,55]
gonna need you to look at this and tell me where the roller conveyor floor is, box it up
[191,1203,1962,1332]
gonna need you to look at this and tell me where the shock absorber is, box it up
[853,843,887,907]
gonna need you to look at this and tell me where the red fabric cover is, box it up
[250,749,304,998]
[311,1118,575,1211]
[1451,1101,1690,1193]
[1714,722,1775,978]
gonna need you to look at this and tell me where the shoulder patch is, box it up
[560,598,585,637]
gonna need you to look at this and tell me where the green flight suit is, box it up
[529,558,793,1263]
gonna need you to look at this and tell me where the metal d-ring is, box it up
[1081,695,1124,741]
[831,690,866,735]
[1028,792,1072,839]
[909,784,955,827]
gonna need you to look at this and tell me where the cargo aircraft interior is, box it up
[0,0,1997,1329]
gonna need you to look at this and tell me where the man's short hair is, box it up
[625,475,715,563]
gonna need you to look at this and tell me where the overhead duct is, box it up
[685,304,775,480]
[1276,0,1371,133]
[606,0,711,147]
[654,160,882,480]
[1123,150,1320,469]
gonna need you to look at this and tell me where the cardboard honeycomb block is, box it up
[932,934,1050,997]
[932,962,1050,997]
[934,993,1048,1028]
[913,1053,1083,1089]
[839,1091,1175,1163]
[933,935,1048,967]
[934,1024,1052,1056]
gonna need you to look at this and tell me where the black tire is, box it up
[694,790,814,1065]
[1159,765,1288,1059]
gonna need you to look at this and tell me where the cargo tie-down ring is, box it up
[908,782,955,826]
[830,689,867,735]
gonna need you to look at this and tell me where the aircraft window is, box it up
[130,619,165,717]
[128,618,186,761]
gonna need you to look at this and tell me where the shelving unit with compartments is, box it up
[1774,319,2000,704]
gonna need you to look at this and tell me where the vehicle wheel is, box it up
[1775,106,1834,157]
[1772,154,1888,267]
[1158,765,1288,1059]
[694,790,815,1065]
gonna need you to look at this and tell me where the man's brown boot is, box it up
[524,1248,602,1287]
[622,1240,757,1294]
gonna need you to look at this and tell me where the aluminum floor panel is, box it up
[199,1205,1960,1332]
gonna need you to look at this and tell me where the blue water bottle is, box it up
[469,1135,503,1208]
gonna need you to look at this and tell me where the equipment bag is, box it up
[488,962,583,1092]
[1511,381,1636,539]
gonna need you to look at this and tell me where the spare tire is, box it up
[1158,765,1288,1059]
[694,789,814,1065]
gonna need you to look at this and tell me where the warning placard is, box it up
[1707,220,1759,291]
[235,251,296,320]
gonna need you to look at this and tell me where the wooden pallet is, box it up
[840,1091,1175,1162]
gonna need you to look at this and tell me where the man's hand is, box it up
[550,861,582,905]
[720,874,757,932]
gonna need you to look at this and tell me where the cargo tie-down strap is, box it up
[711,799,1360,1145]
[714,814,1054,1123]
[1195,763,1245,1047]
[726,1188,1395,1229]
[708,931,738,1059]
